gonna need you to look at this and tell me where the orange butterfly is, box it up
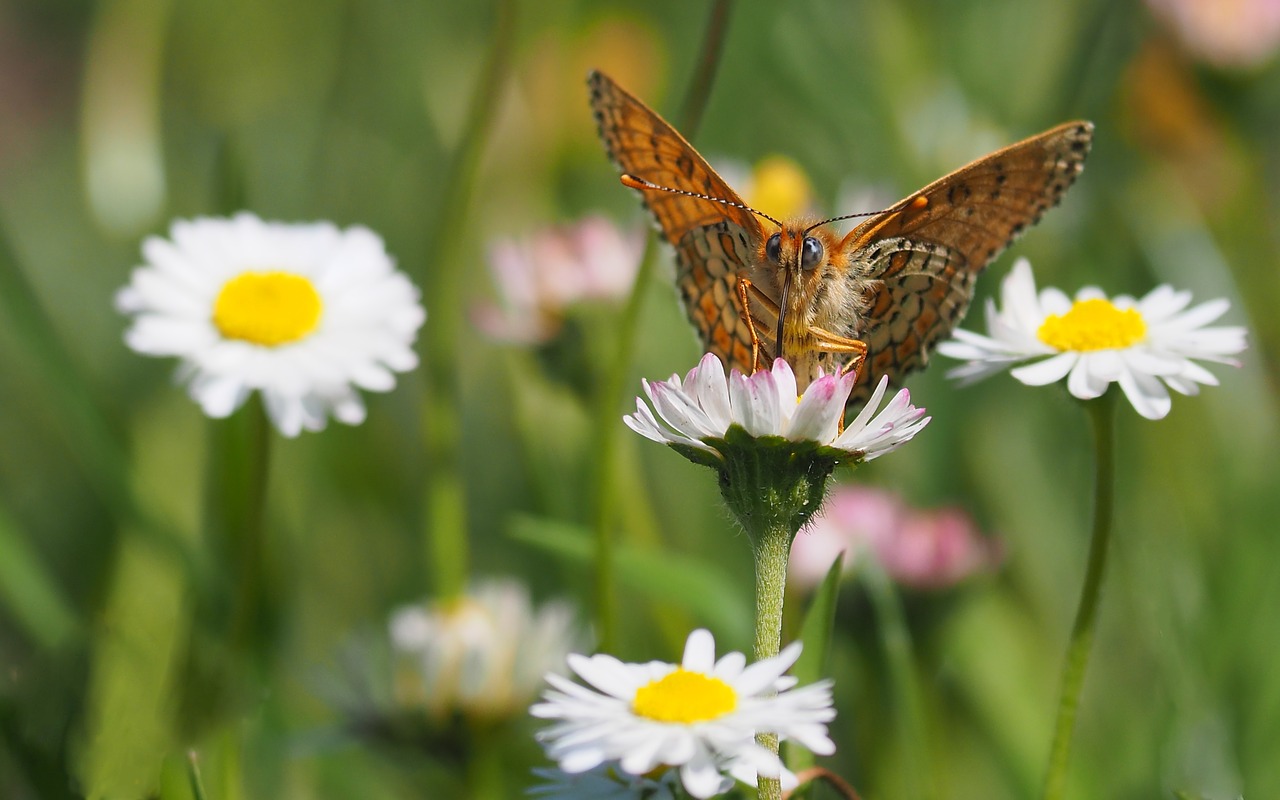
[587,70,1093,400]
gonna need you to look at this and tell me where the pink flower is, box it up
[1146,0,1280,70]
[474,215,643,343]
[790,486,1002,591]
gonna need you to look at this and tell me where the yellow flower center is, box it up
[1037,298,1146,352]
[749,155,812,220]
[213,271,323,346]
[632,668,737,724]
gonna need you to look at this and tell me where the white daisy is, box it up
[390,579,578,723]
[116,212,425,437]
[623,353,931,464]
[937,259,1247,420]
[530,628,834,800]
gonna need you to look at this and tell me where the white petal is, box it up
[768,358,799,428]
[788,374,849,442]
[1039,287,1073,315]
[1066,355,1108,400]
[681,629,717,673]
[688,353,732,430]
[648,380,721,440]
[1010,352,1078,386]
[1118,368,1172,420]
[680,753,733,799]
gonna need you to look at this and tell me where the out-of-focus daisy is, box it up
[531,628,833,799]
[937,259,1246,420]
[1146,0,1280,70]
[790,486,1002,591]
[624,353,930,467]
[529,764,683,800]
[116,213,425,437]
[390,579,578,723]
[474,215,642,344]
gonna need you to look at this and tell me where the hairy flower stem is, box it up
[589,0,735,651]
[716,432,837,800]
[752,521,790,800]
[1041,390,1117,800]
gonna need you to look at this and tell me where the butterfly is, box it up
[587,69,1093,401]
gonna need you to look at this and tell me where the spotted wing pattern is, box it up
[843,121,1094,399]
[588,70,765,371]
[674,219,769,374]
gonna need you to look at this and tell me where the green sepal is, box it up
[709,425,844,548]
[667,441,726,470]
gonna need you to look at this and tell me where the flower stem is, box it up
[466,723,506,800]
[864,561,931,800]
[676,0,734,138]
[588,0,735,651]
[1041,390,1117,800]
[186,751,209,800]
[419,0,516,600]
[204,399,272,655]
[753,519,791,800]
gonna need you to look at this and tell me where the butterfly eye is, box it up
[765,233,782,264]
[801,236,824,270]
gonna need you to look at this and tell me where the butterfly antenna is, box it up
[620,174,783,228]
[803,207,893,235]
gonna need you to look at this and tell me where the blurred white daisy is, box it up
[116,212,425,437]
[390,579,577,723]
[624,353,931,465]
[937,259,1247,420]
[531,628,834,799]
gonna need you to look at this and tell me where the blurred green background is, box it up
[1,0,1278,798]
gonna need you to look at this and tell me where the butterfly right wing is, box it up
[588,70,767,373]
[842,120,1093,400]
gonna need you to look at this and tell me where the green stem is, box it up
[466,723,505,800]
[588,0,736,654]
[752,520,790,800]
[186,751,209,800]
[204,399,272,655]
[419,0,516,600]
[864,561,931,800]
[1041,390,1117,800]
[676,0,734,139]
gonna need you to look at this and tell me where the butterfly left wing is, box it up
[841,120,1094,399]
[588,70,768,374]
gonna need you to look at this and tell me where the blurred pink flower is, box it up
[790,486,1002,591]
[1146,0,1280,70]
[474,215,643,343]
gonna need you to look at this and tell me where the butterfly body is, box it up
[747,220,871,382]
[588,70,1093,401]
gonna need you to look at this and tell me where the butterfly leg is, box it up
[736,276,779,374]
[810,327,869,378]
